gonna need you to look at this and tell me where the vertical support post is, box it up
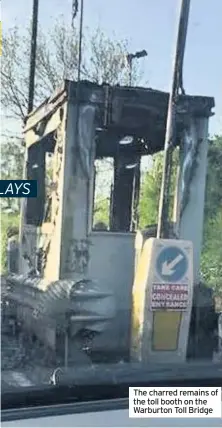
[176,118,209,284]
[19,0,39,272]
[131,157,141,232]
[157,0,191,238]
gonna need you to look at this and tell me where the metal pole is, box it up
[77,0,84,82]
[157,0,191,239]
[27,0,39,114]
[74,0,86,175]
[18,0,39,271]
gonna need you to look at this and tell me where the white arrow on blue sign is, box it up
[156,246,188,282]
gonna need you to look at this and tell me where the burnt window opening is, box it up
[137,148,180,231]
[138,153,162,230]
[92,157,114,231]
[92,133,151,233]
[44,150,54,223]
[25,134,55,226]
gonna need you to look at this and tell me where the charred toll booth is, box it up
[6,80,216,363]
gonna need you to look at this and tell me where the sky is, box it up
[2,0,222,135]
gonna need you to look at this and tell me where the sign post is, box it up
[131,238,193,364]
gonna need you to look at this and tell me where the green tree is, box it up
[1,137,25,213]
[201,211,222,295]
[139,136,222,296]
[93,198,110,226]
[204,135,222,220]
[139,154,163,227]
[139,150,179,228]
[0,137,24,272]
[201,135,222,296]
[138,135,222,296]
[0,213,20,274]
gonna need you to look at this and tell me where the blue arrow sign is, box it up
[156,246,188,282]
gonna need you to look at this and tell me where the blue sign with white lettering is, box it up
[156,246,188,283]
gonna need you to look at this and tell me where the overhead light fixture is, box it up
[125,163,138,169]
[135,49,148,59]
[119,136,134,145]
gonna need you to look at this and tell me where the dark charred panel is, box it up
[26,142,45,225]
[66,81,214,156]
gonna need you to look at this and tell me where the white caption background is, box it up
[129,387,222,418]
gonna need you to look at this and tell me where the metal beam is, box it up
[157,0,191,238]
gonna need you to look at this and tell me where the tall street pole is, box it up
[27,0,39,114]
[157,0,191,239]
[77,0,84,82]
[19,0,39,268]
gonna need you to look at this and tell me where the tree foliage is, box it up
[204,136,222,220]
[201,135,222,295]
[139,136,222,296]
[201,211,222,295]
[1,137,25,213]
[1,213,20,274]
[1,22,141,121]
[139,150,179,228]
